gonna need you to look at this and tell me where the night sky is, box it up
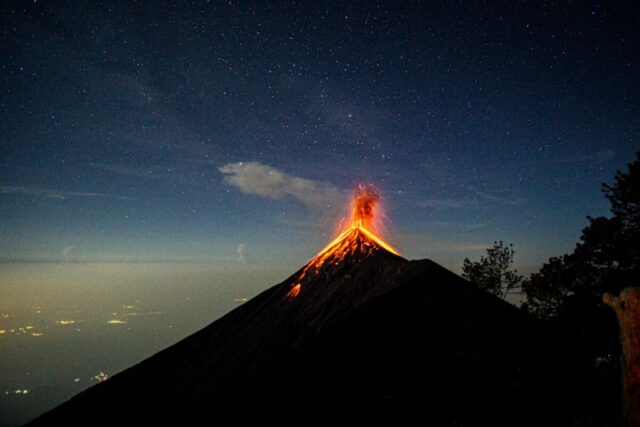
[1,2,639,424]
[2,1,639,272]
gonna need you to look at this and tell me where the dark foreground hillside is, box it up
[29,230,620,426]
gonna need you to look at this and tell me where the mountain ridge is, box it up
[28,227,602,425]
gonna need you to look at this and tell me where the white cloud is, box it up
[61,246,75,263]
[219,161,344,210]
[417,198,479,209]
[89,163,152,178]
[475,190,524,206]
[423,221,487,231]
[0,184,132,200]
[555,150,616,164]
[236,243,247,264]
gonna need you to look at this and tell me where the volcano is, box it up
[29,187,610,426]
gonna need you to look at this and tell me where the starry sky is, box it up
[1,1,639,275]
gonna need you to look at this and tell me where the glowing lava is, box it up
[351,184,379,229]
[285,185,399,299]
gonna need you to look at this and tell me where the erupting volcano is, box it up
[30,186,598,427]
[286,184,399,299]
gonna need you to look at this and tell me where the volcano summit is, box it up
[30,186,604,426]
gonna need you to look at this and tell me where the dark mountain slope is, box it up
[29,230,604,426]
[29,228,409,424]
[239,259,578,426]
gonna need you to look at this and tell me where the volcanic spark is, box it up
[285,185,399,299]
[351,184,380,229]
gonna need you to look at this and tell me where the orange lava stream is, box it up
[285,184,399,300]
[285,225,399,299]
[286,284,301,298]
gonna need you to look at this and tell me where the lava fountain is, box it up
[286,184,400,299]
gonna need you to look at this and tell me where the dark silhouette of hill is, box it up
[28,227,615,426]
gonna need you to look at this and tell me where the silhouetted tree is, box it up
[462,241,523,299]
[522,152,640,318]
[520,149,640,415]
[520,255,574,319]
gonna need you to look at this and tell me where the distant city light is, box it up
[56,320,76,325]
[92,372,109,382]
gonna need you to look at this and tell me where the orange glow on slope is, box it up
[357,224,399,256]
[284,184,399,299]
[286,284,301,299]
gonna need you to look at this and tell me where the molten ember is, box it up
[285,184,399,299]
[352,184,379,229]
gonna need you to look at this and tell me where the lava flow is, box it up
[286,185,399,299]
